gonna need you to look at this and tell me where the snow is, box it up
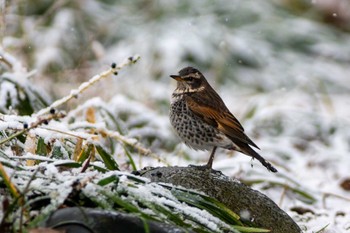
[1,0,350,232]
[115,174,235,232]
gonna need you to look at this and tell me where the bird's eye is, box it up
[186,77,194,81]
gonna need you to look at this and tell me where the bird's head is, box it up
[170,67,208,94]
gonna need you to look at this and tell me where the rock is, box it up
[137,166,301,233]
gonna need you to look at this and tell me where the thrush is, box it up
[169,67,277,173]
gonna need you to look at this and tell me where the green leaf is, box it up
[124,147,137,171]
[51,146,64,158]
[141,217,150,233]
[143,200,198,231]
[97,175,119,186]
[0,160,25,170]
[233,225,271,232]
[53,161,82,168]
[96,145,119,171]
[100,189,140,212]
[36,137,47,156]
[91,164,109,172]
[243,179,317,204]
[171,189,242,226]
[0,77,48,115]
[78,144,93,163]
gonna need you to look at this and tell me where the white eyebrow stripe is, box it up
[174,86,205,94]
[183,74,200,79]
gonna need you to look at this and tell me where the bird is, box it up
[169,67,277,173]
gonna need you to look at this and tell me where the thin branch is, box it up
[39,126,89,140]
[322,191,350,209]
[98,129,169,165]
[0,112,66,146]
[33,55,141,117]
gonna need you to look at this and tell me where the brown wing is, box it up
[185,93,260,149]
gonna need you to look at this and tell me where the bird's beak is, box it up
[170,75,183,81]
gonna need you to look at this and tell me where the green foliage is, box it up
[243,179,316,205]
[0,75,48,115]
[36,138,47,156]
[2,0,349,232]
[0,64,272,233]
[96,145,119,170]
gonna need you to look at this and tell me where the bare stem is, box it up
[0,112,66,145]
[99,129,169,165]
[33,55,141,117]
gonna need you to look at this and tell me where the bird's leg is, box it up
[189,147,222,174]
[206,146,217,168]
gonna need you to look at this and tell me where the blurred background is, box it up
[1,0,350,232]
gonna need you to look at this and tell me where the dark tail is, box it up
[238,143,278,173]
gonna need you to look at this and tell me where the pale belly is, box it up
[170,98,233,150]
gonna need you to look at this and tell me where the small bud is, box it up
[49,108,56,114]
[111,63,116,68]
[128,57,133,62]
[23,123,28,129]
[114,71,118,75]
[43,120,49,125]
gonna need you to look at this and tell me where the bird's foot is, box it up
[188,164,223,175]
[188,164,211,170]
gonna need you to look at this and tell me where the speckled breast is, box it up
[170,96,229,151]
